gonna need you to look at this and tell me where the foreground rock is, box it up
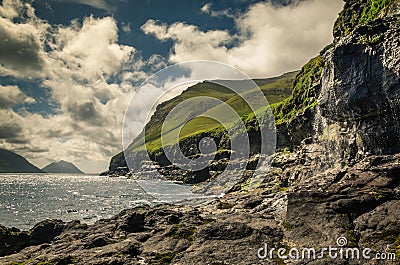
[0,154,399,265]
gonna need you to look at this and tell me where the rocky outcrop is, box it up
[284,154,400,250]
[317,16,400,168]
[0,153,399,264]
[0,219,65,257]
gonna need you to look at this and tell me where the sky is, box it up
[0,0,344,173]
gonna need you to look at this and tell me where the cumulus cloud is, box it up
[0,17,46,77]
[0,0,23,19]
[143,0,344,77]
[0,0,50,77]
[0,85,35,108]
[0,1,141,173]
[50,16,134,81]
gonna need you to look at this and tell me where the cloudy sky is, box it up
[0,0,343,173]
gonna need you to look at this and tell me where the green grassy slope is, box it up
[126,71,297,153]
[271,56,323,125]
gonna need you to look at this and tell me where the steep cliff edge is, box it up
[316,15,400,170]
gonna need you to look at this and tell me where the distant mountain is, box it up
[0,148,43,173]
[42,160,84,174]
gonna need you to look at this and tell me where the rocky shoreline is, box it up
[0,153,399,264]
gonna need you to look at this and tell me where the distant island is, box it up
[42,160,84,174]
[0,148,43,173]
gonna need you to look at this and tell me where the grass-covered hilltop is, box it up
[1,0,400,264]
[106,71,298,178]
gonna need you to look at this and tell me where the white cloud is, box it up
[200,3,212,14]
[141,20,234,68]
[0,0,22,19]
[143,0,344,77]
[0,85,35,108]
[50,16,134,81]
[200,3,235,18]
[0,1,142,173]
[121,21,131,33]
[0,16,48,77]
[50,0,112,11]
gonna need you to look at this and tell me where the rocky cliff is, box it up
[1,0,400,264]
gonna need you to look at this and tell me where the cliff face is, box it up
[316,15,400,170]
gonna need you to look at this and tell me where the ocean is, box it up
[0,173,209,230]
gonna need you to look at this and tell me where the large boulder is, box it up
[29,219,65,244]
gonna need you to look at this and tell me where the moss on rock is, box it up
[272,56,323,125]
[333,0,397,38]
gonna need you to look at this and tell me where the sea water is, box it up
[0,173,208,230]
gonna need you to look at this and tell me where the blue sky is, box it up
[34,0,238,58]
[0,0,343,173]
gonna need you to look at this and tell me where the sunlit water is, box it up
[0,174,210,230]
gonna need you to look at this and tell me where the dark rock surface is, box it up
[319,17,400,160]
[0,153,398,264]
